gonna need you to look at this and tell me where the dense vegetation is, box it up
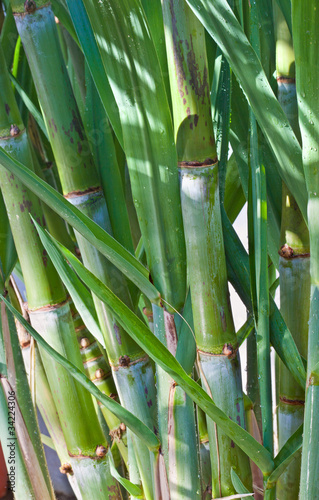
[0,0,318,498]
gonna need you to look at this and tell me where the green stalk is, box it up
[291,1,319,497]
[10,3,158,494]
[72,308,129,467]
[0,45,121,498]
[1,299,55,499]
[274,5,310,497]
[162,0,251,495]
[152,304,200,499]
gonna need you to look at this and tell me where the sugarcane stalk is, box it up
[0,296,55,499]
[162,0,251,495]
[10,3,158,495]
[72,307,128,467]
[274,5,310,497]
[0,44,121,498]
[152,304,200,499]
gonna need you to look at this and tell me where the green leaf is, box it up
[185,0,307,221]
[72,0,187,311]
[222,207,307,389]
[44,233,274,474]
[32,217,105,348]
[0,147,160,304]
[9,74,48,139]
[231,468,254,498]
[59,0,123,147]
[236,315,254,348]
[108,453,143,498]
[266,424,303,486]
[0,295,160,453]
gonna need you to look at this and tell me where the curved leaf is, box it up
[0,147,160,304]
[0,295,160,453]
[42,231,274,474]
[185,0,307,220]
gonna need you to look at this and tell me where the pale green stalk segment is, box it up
[1,295,160,453]
[152,304,200,499]
[72,0,187,311]
[47,236,274,473]
[180,165,236,352]
[0,133,66,308]
[12,2,99,194]
[185,0,308,220]
[32,216,105,347]
[0,147,160,303]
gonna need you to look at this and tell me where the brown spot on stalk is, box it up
[24,0,36,13]
[279,244,294,258]
[10,124,20,137]
[119,355,130,367]
[5,104,10,116]
[19,203,25,213]
[59,463,73,475]
[164,310,178,356]
[42,249,48,267]
[279,244,310,259]
[77,142,82,154]
[109,423,126,442]
[143,307,153,321]
[194,114,199,127]
[222,343,236,359]
[95,445,107,458]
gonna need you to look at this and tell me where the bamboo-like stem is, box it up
[162,0,251,494]
[10,3,158,494]
[274,5,310,497]
[153,304,201,499]
[0,44,121,497]
[0,299,55,499]
[72,307,129,467]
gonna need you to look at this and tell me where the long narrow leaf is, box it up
[0,295,160,453]
[42,232,274,473]
[0,148,160,304]
[185,0,307,220]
